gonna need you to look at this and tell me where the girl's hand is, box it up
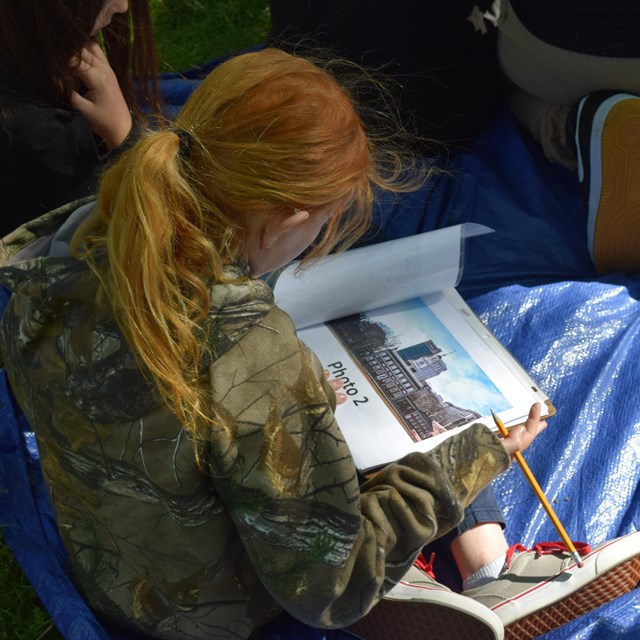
[324,369,347,405]
[501,402,547,458]
[69,40,132,150]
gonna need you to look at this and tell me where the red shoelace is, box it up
[505,541,592,569]
[414,551,437,578]
[415,541,592,579]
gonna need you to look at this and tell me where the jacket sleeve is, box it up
[0,103,137,232]
[207,306,510,629]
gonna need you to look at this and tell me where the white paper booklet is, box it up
[273,224,553,472]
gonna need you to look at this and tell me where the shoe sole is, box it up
[578,94,640,274]
[503,554,640,640]
[347,599,503,640]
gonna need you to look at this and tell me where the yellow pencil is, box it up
[490,409,583,568]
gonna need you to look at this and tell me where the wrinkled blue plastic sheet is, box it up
[1,66,640,639]
[470,277,640,640]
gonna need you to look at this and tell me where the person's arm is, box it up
[0,103,97,233]
[207,305,511,629]
[0,97,138,234]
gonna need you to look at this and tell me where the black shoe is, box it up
[574,91,640,274]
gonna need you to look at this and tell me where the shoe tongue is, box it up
[506,543,528,567]
[534,541,570,554]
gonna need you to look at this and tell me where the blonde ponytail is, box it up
[75,129,224,436]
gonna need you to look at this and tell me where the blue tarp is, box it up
[1,64,639,640]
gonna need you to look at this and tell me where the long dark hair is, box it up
[0,0,160,118]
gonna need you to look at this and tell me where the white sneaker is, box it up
[348,553,504,640]
[464,532,640,639]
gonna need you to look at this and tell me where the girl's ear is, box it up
[261,209,310,249]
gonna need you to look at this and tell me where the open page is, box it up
[298,289,551,472]
[272,224,551,472]
[273,223,491,329]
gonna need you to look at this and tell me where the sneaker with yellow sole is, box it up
[464,532,640,640]
[575,91,640,274]
[347,553,504,640]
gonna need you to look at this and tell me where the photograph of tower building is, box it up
[326,298,509,442]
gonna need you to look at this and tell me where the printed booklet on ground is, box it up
[272,224,554,472]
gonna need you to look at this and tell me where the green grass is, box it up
[0,534,62,640]
[0,3,271,637]
[150,0,271,72]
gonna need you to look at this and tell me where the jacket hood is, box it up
[0,199,98,350]
[0,199,276,363]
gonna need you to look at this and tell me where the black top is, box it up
[0,88,128,238]
[269,0,506,151]
[510,0,640,57]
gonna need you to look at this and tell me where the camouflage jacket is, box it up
[0,201,509,639]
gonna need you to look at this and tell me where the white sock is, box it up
[462,554,506,591]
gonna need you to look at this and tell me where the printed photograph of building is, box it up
[327,298,509,442]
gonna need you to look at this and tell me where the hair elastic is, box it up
[175,129,193,158]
